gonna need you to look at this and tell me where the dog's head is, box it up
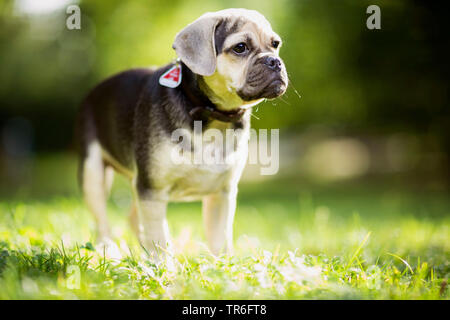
[173,8,287,111]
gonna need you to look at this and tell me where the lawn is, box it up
[0,154,448,299]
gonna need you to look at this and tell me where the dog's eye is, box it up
[272,40,280,49]
[232,43,247,54]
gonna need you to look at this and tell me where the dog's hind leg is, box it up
[82,140,121,259]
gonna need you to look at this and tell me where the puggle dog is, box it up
[76,8,287,259]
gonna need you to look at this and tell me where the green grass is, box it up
[0,154,448,299]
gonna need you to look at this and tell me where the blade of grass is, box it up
[386,252,414,274]
[346,231,371,270]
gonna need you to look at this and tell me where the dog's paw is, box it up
[96,238,123,261]
[141,248,176,272]
[163,253,177,273]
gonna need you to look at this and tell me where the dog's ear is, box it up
[173,14,221,76]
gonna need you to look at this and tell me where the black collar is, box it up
[179,63,246,123]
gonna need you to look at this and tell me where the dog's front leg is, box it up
[202,188,237,255]
[136,191,171,260]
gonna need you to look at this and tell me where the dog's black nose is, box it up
[263,56,281,71]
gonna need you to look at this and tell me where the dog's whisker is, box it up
[278,96,291,106]
[288,79,302,100]
[250,112,260,120]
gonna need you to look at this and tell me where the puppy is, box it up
[76,8,287,259]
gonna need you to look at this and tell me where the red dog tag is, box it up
[159,63,182,88]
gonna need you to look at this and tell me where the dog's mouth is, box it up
[260,78,287,99]
[238,74,288,101]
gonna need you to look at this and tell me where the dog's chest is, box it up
[150,124,248,201]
